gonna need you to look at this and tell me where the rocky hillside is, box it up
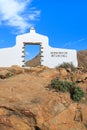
[0,65,87,130]
[77,49,87,67]
[25,50,87,67]
[25,53,40,67]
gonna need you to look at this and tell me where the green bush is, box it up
[72,87,84,102]
[49,78,84,102]
[6,73,13,78]
[56,62,76,71]
[51,79,75,92]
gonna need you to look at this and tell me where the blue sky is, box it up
[0,0,87,60]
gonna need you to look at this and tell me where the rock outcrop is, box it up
[77,50,87,67]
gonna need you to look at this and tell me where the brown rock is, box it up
[24,66,49,74]
[39,69,59,79]
[0,70,12,79]
[0,107,36,130]
[9,65,24,74]
[66,67,72,73]
[71,73,87,83]
[46,103,86,130]
[59,68,68,77]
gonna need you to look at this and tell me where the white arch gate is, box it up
[0,28,78,68]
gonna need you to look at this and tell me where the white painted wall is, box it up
[0,46,23,67]
[0,28,78,68]
[41,46,78,68]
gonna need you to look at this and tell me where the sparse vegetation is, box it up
[71,87,84,102]
[51,78,75,92]
[6,72,13,78]
[49,78,84,102]
[56,62,76,71]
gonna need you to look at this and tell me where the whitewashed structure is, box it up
[0,28,78,68]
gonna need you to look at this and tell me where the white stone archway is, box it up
[0,28,78,68]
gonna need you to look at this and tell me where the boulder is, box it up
[0,107,35,130]
[58,68,68,77]
[0,69,12,79]
[71,73,87,83]
[9,65,24,74]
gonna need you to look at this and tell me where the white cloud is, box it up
[77,38,85,42]
[28,10,40,20]
[63,41,72,48]
[0,0,40,33]
[63,38,86,48]
[26,51,30,56]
